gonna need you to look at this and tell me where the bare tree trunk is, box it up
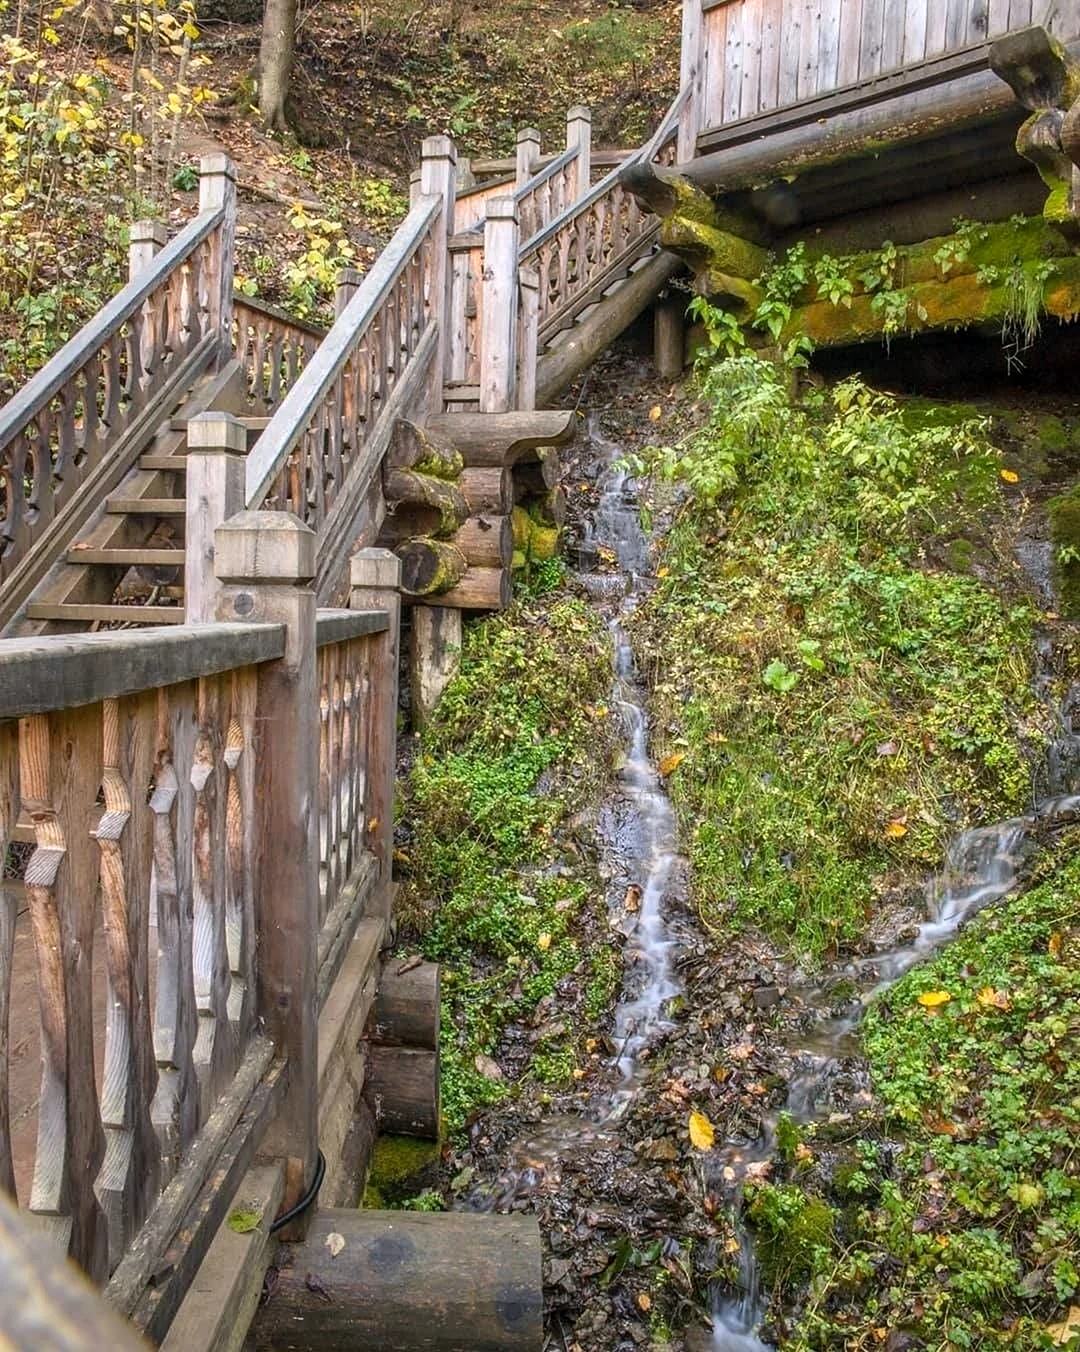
[258,0,296,131]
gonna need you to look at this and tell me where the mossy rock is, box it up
[1048,485,1080,618]
[746,1185,836,1286]
[362,1134,440,1209]
[511,505,560,566]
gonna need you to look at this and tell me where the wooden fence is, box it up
[681,0,1080,154]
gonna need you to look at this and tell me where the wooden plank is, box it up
[797,0,818,100]
[158,1163,284,1352]
[740,0,763,118]
[314,610,389,648]
[778,0,802,107]
[0,625,284,720]
[945,0,970,53]
[0,1188,149,1350]
[881,0,909,72]
[106,499,186,516]
[817,0,843,97]
[923,0,948,55]
[758,0,782,111]
[424,411,576,466]
[104,1038,277,1317]
[66,549,185,567]
[317,916,384,1104]
[0,723,18,1201]
[1008,0,1032,27]
[479,200,519,414]
[986,0,1012,37]
[316,856,381,1010]
[723,0,745,123]
[836,0,864,85]
[901,0,928,64]
[969,0,990,42]
[704,2,730,127]
[859,0,886,77]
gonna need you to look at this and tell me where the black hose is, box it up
[269,1149,326,1233]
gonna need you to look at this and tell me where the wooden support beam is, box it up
[184,412,246,623]
[480,199,519,414]
[248,1210,543,1351]
[395,539,468,597]
[452,515,513,569]
[424,411,576,467]
[369,959,439,1050]
[460,467,514,515]
[989,26,1080,112]
[387,420,464,477]
[654,296,685,379]
[366,1046,439,1138]
[433,566,511,612]
[409,605,462,729]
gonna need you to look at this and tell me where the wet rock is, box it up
[473,1054,504,1081]
[752,983,781,1009]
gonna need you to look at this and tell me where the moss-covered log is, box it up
[388,420,465,479]
[383,468,468,538]
[460,467,514,515]
[396,538,468,597]
[511,505,560,562]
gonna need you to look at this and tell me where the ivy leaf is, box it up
[226,1209,260,1234]
[688,1109,715,1151]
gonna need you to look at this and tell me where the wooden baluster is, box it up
[215,512,320,1233]
[21,709,107,1278]
[102,330,123,431]
[338,644,358,878]
[199,153,237,364]
[28,415,53,539]
[2,434,26,582]
[318,649,332,926]
[96,694,159,1271]
[347,640,367,870]
[269,332,286,408]
[150,689,198,1182]
[252,322,269,409]
[224,668,257,1042]
[0,722,18,1200]
[53,381,78,511]
[190,676,233,1119]
[480,198,519,414]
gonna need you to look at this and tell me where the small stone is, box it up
[474,1054,504,1081]
[752,984,781,1010]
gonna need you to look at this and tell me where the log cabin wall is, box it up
[695,0,1080,140]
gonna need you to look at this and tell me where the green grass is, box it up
[400,593,619,1134]
[634,354,1042,963]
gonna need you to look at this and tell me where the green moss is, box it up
[945,537,976,573]
[363,1135,440,1209]
[1039,415,1070,452]
[746,1184,836,1286]
[1048,485,1080,617]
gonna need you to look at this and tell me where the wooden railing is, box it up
[685,0,1078,148]
[232,294,326,412]
[244,143,456,600]
[0,156,235,630]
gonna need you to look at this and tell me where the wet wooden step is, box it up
[26,603,185,624]
[106,498,187,515]
[65,548,186,567]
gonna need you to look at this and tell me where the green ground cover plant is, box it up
[633,349,1042,962]
[400,592,620,1133]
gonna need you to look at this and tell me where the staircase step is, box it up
[140,454,189,472]
[106,498,187,516]
[26,603,185,624]
[65,548,185,567]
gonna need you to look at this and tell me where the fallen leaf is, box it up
[876,740,898,757]
[725,1236,740,1254]
[1000,468,1019,483]
[624,883,643,912]
[1048,1306,1080,1345]
[1049,932,1063,959]
[637,1292,652,1312]
[976,986,1011,1010]
[648,404,662,422]
[744,1159,772,1181]
[658,751,685,777]
[656,566,670,578]
[537,932,552,952]
[324,1232,345,1258]
[688,1109,715,1151]
[922,1113,958,1136]
[917,990,951,1008]
[474,1053,504,1081]
[884,820,908,839]
[227,1209,260,1234]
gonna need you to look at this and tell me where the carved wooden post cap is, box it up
[214,511,316,584]
[516,127,541,150]
[198,151,237,183]
[566,104,592,126]
[350,547,401,591]
[186,411,247,454]
[486,196,519,223]
[130,219,167,249]
[421,134,457,165]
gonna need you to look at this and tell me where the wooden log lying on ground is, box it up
[461,466,514,514]
[388,420,464,478]
[436,567,511,611]
[396,539,468,598]
[248,1210,543,1351]
[369,959,439,1049]
[366,1045,439,1137]
[424,411,576,467]
[452,515,513,569]
[383,469,468,538]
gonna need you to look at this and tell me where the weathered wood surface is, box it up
[366,1045,439,1138]
[452,514,514,569]
[369,959,439,1050]
[409,606,463,729]
[249,1210,543,1351]
[231,296,324,413]
[695,0,1080,138]
[434,566,512,611]
[0,1187,149,1350]
[383,468,469,536]
[460,467,514,514]
[387,420,464,477]
[425,411,576,466]
[396,539,469,597]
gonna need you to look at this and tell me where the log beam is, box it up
[248,1210,542,1351]
[452,515,513,569]
[388,420,464,478]
[383,470,468,538]
[460,467,514,515]
[424,411,576,467]
[366,1046,439,1138]
[435,567,511,611]
[396,539,468,598]
[369,959,440,1050]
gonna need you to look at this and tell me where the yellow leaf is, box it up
[648,404,662,422]
[325,1231,345,1257]
[658,751,685,777]
[688,1109,715,1151]
[1000,468,1019,483]
[884,820,908,839]
[976,986,1011,1011]
[1049,1307,1080,1345]
[657,566,670,579]
[637,1292,652,1312]
[725,1236,740,1254]
[917,990,951,1008]
[537,932,552,952]
[1049,932,1063,959]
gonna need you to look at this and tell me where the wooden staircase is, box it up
[14,362,263,634]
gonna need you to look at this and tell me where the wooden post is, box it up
[654,294,685,378]
[456,157,476,193]
[679,0,704,163]
[408,168,421,206]
[335,267,364,319]
[128,220,167,281]
[198,153,236,362]
[515,128,541,188]
[480,198,519,414]
[214,511,319,1232]
[565,105,592,201]
[517,265,539,413]
[349,548,401,919]
[184,413,246,623]
[421,135,457,413]
[409,605,462,729]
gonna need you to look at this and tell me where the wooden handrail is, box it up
[244,194,441,511]
[0,207,224,450]
[514,143,578,202]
